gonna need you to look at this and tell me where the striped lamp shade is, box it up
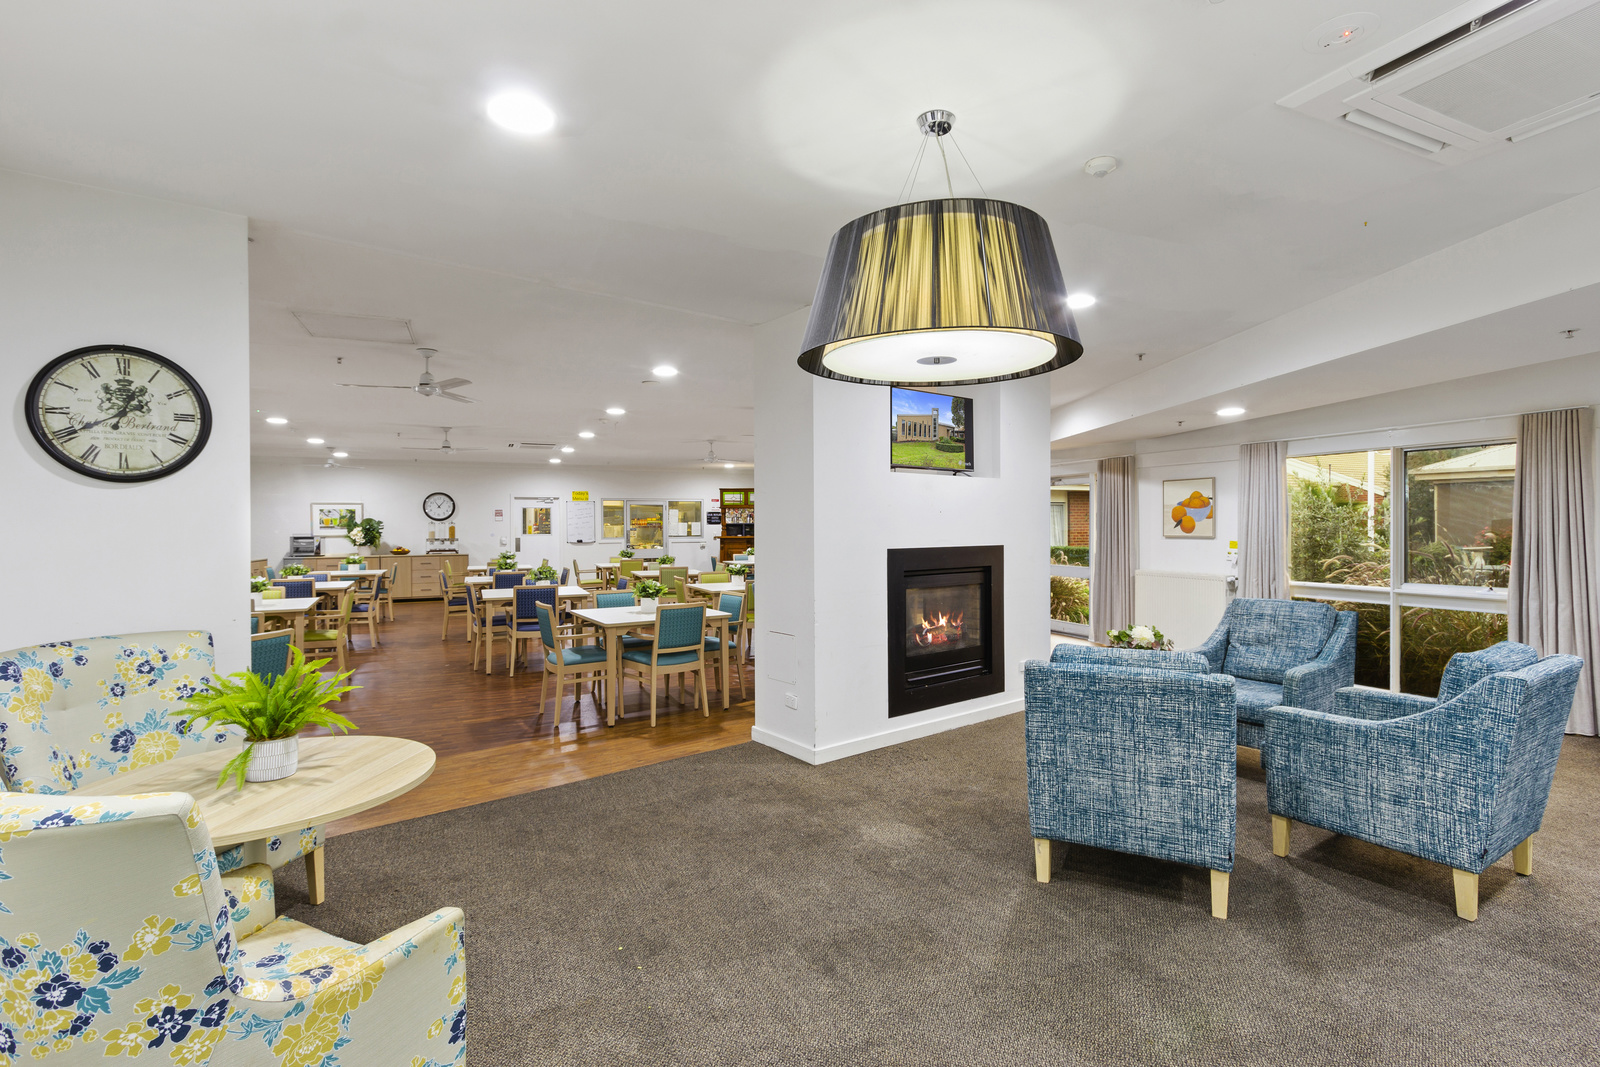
[798,198,1082,386]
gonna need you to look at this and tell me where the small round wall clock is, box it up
[26,344,212,483]
[423,492,456,520]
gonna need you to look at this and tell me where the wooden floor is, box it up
[309,598,754,836]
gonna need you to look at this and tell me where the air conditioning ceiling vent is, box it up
[1282,0,1600,162]
[509,442,557,450]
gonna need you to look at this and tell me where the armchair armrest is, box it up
[1048,645,1211,672]
[220,863,276,939]
[1281,613,1357,712]
[231,908,466,1067]
[1331,687,1437,721]
[1184,622,1230,673]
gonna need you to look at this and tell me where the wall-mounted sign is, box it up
[494,508,504,523]
[708,511,722,525]
[571,490,589,501]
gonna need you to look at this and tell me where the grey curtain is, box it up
[1508,408,1600,735]
[1089,456,1137,639]
[1238,441,1288,599]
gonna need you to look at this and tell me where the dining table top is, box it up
[477,585,591,601]
[569,604,730,627]
[313,580,355,592]
[688,581,747,595]
[250,595,321,613]
[631,568,702,579]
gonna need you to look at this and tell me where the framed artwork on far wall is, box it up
[1162,479,1216,539]
[311,502,362,535]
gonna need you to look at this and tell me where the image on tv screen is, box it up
[890,387,972,472]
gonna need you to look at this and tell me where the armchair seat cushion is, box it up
[548,645,608,666]
[1233,679,1286,725]
[622,648,701,666]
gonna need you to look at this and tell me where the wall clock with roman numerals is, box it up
[26,344,212,482]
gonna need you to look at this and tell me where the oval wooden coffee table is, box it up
[73,735,434,904]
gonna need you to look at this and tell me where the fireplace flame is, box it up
[912,609,966,647]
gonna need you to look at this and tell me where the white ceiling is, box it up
[5,0,1600,464]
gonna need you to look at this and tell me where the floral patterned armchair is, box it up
[0,633,322,875]
[0,790,465,1065]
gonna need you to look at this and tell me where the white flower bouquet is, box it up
[1105,624,1173,651]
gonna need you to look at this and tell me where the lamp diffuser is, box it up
[798,198,1082,386]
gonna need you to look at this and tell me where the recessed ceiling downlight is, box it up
[724,462,735,469]
[1066,293,1097,310]
[265,417,288,425]
[486,90,556,135]
[549,457,561,464]
[331,451,349,458]
[306,437,324,444]
[560,446,575,453]
[605,407,626,416]
[652,365,679,377]
[1216,406,1246,417]
[578,431,595,439]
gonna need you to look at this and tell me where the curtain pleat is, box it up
[1089,457,1137,639]
[1508,408,1600,735]
[1238,441,1288,600]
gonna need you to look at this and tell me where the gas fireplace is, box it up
[887,546,1004,717]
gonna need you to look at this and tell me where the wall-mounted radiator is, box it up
[1133,571,1233,650]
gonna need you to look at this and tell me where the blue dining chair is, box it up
[494,571,528,589]
[619,603,710,726]
[702,590,747,700]
[250,629,294,683]
[507,585,560,675]
[272,578,315,599]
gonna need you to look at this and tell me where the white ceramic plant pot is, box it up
[639,598,658,612]
[245,736,299,783]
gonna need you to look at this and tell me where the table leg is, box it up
[305,846,326,905]
[607,623,620,726]
[719,617,730,709]
[292,614,307,650]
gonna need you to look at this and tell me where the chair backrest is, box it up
[717,591,746,621]
[1438,641,1540,702]
[700,571,731,584]
[741,579,754,620]
[494,571,528,589]
[250,614,260,635]
[265,566,276,579]
[655,604,706,654]
[733,554,749,562]
[0,631,224,794]
[1220,598,1336,683]
[251,629,294,681]
[515,584,559,623]
[1051,645,1213,672]
[673,576,690,602]
[619,560,643,579]
[560,567,570,585]
[596,592,636,608]
[273,578,315,599]
[535,602,559,652]
[0,792,240,1062]
[659,566,689,589]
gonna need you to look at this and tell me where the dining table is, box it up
[632,568,702,580]
[249,594,322,648]
[476,586,595,673]
[566,604,733,724]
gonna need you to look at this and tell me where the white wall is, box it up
[754,310,1052,764]
[1,170,250,669]
[251,458,742,575]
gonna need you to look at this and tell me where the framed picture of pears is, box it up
[1163,478,1216,539]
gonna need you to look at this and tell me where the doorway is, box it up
[513,496,561,573]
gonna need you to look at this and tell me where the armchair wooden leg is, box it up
[1271,815,1291,857]
[1513,835,1533,876]
[1210,870,1230,920]
[1452,869,1479,921]
[305,846,326,905]
[1033,838,1052,884]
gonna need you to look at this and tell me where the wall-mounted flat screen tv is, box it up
[890,387,972,473]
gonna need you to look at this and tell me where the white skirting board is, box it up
[752,696,1023,765]
[1133,570,1232,650]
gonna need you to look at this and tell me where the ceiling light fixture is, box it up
[265,417,288,425]
[560,446,575,453]
[331,451,349,458]
[1083,156,1119,178]
[605,407,626,415]
[652,365,679,377]
[486,90,556,135]
[549,457,561,464]
[1066,293,1097,310]
[798,110,1082,386]
[578,431,595,438]
[1216,406,1246,417]
[724,463,735,469]
[306,437,324,444]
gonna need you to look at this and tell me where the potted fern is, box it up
[531,558,558,584]
[180,647,360,789]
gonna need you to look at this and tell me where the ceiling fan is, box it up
[337,348,475,403]
[403,427,487,455]
[700,439,745,468]
[306,448,364,470]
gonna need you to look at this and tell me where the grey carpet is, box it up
[276,716,1600,1066]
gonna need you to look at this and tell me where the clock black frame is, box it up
[423,492,456,520]
[25,344,213,484]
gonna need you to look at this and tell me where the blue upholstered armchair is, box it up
[1263,642,1583,921]
[1026,652,1238,918]
[1187,598,1357,748]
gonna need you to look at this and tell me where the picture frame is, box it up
[1162,479,1216,539]
[311,502,363,535]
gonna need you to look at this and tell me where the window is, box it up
[1288,442,1510,697]
[521,506,551,536]
[601,500,625,540]
[1050,481,1091,635]
[627,502,664,550]
[668,500,703,538]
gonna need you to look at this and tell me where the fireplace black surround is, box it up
[887,546,1004,717]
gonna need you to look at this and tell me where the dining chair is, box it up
[250,628,294,682]
[659,566,689,590]
[560,567,570,585]
[699,571,732,584]
[441,560,472,640]
[739,579,755,662]
[379,562,398,620]
[619,602,710,726]
[265,566,276,579]
[507,584,561,676]
[308,573,331,582]
[494,570,529,589]
[618,560,644,585]
[733,554,749,562]
[271,578,315,599]
[302,590,355,672]
[574,558,605,592]
[471,583,512,673]
[350,571,383,649]
[702,590,746,700]
[535,601,609,728]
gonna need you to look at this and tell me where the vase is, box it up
[245,737,299,783]
[639,598,658,612]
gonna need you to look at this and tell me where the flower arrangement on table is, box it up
[180,646,360,790]
[280,563,309,577]
[633,578,667,603]
[491,551,518,570]
[344,554,364,566]
[342,513,385,549]
[530,559,558,583]
[726,563,750,578]
[617,549,635,559]
[250,576,271,593]
[656,555,676,566]
[1105,624,1173,651]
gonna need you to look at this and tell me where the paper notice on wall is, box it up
[494,509,504,523]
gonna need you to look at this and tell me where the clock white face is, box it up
[28,347,210,482]
[424,492,456,520]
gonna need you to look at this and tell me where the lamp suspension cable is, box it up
[948,133,988,198]
[896,134,931,204]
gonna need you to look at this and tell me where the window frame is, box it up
[1287,441,1510,693]
[1050,475,1093,638]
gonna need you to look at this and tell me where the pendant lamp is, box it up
[798,111,1083,386]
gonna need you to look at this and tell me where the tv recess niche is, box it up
[890,386,972,473]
